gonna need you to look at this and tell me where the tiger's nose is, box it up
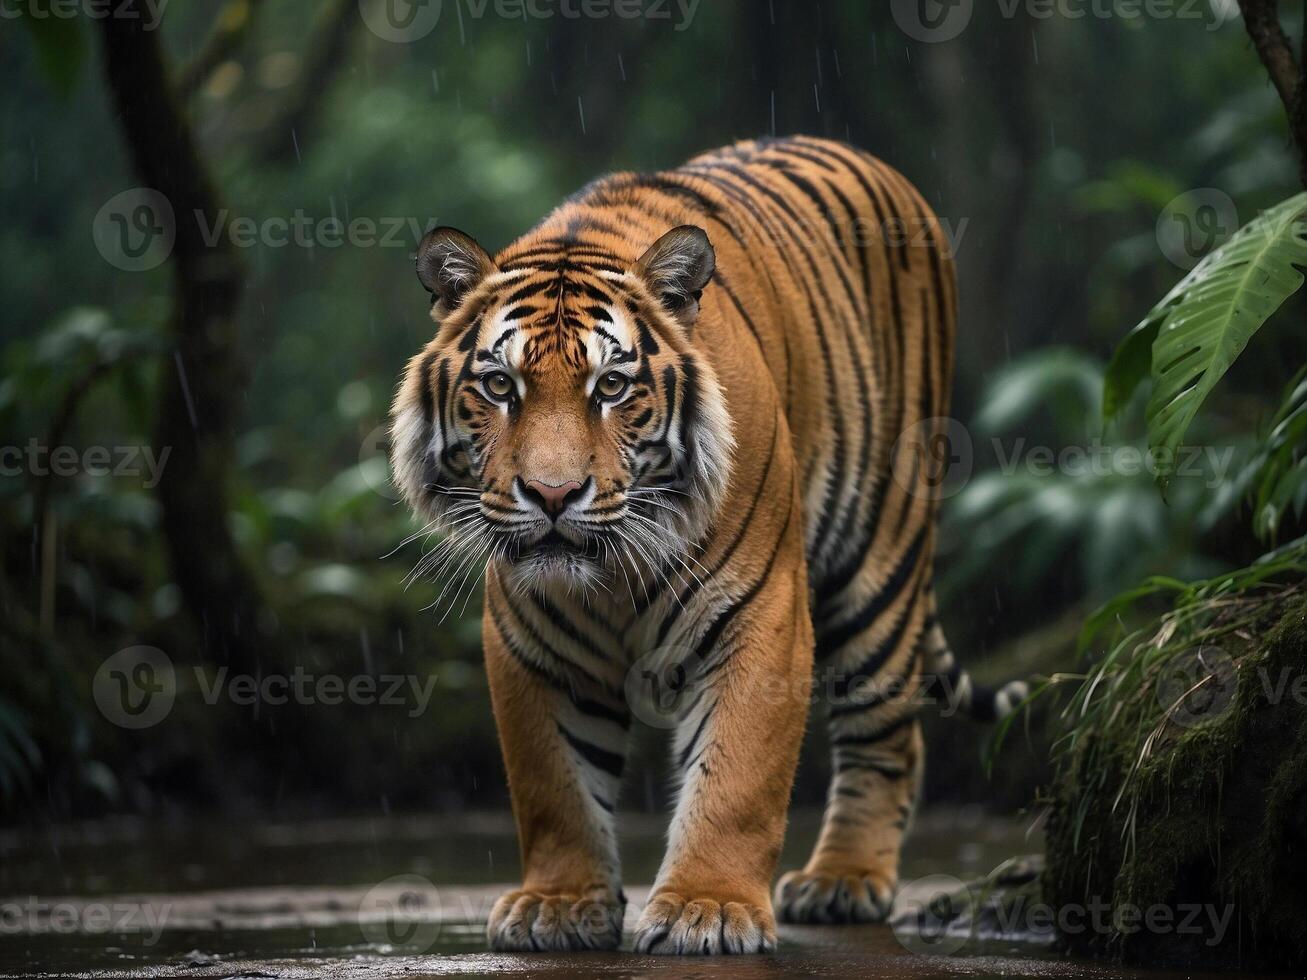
[521,478,586,519]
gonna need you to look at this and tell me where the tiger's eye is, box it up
[484,372,514,398]
[596,372,629,399]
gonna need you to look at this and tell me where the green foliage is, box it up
[11,2,85,98]
[941,351,1235,603]
[0,697,41,802]
[1244,366,1307,541]
[1043,578,1307,966]
[1103,194,1307,487]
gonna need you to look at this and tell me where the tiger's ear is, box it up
[633,225,715,327]
[416,226,497,309]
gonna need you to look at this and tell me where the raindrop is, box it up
[172,352,199,430]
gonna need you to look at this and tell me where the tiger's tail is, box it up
[919,619,1030,723]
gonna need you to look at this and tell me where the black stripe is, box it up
[817,529,926,656]
[558,723,625,779]
[691,504,795,665]
[487,599,569,694]
[418,351,439,424]
[654,411,781,645]
[827,595,920,711]
[830,711,917,748]
[676,704,713,769]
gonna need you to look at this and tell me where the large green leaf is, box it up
[1101,315,1159,427]
[1103,193,1307,487]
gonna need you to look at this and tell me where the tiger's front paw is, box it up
[774,868,894,924]
[487,887,624,951]
[632,891,776,954]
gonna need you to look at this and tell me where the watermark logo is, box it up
[0,0,171,31]
[1157,188,1238,269]
[92,188,175,273]
[0,898,172,945]
[893,0,1232,41]
[891,417,973,501]
[1155,645,1236,728]
[359,874,442,951]
[891,874,971,954]
[359,0,700,43]
[93,648,438,728]
[625,645,697,729]
[93,646,176,729]
[359,0,443,42]
[892,872,1238,953]
[891,417,1237,500]
[892,0,973,42]
[0,440,170,487]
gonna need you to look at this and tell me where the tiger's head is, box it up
[389,225,735,594]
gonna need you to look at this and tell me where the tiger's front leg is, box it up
[633,511,813,955]
[482,581,629,952]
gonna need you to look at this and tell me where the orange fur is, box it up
[391,136,975,953]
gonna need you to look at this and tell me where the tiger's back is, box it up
[506,136,957,671]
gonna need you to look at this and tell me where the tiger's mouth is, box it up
[508,529,591,562]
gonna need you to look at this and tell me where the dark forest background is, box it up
[2,0,1301,825]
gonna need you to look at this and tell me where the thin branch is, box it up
[1238,0,1307,190]
[1239,0,1299,107]
[32,351,156,636]
[252,0,358,164]
[176,0,263,102]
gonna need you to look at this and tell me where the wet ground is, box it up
[0,809,1290,979]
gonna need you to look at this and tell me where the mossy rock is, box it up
[1044,594,1307,968]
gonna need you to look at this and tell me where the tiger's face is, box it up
[390,225,734,594]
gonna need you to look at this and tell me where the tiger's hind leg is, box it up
[774,579,933,925]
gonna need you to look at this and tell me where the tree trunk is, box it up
[98,4,267,673]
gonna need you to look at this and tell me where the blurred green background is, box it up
[1,0,1302,825]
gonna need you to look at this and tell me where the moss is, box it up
[1045,595,1307,969]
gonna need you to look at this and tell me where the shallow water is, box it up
[0,809,1284,978]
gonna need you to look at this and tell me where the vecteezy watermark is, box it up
[1155,645,1237,728]
[625,646,973,730]
[359,0,700,43]
[1157,188,1238,270]
[193,666,438,718]
[93,647,440,728]
[891,872,1237,953]
[890,419,1239,501]
[92,188,437,272]
[990,439,1237,485]
[93,646,177,730]
[0,897,173,945]
[891,417,975,502]
[92,188,175,273]
[625,644,698,729]
[358,874,443,952]
[891,873,972,954]
[0,0,170,31]
[0,441,170,488]
[1159,648,1307,728]
[892,0,1232,42]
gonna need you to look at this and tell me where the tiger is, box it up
[389,135,1026,955]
